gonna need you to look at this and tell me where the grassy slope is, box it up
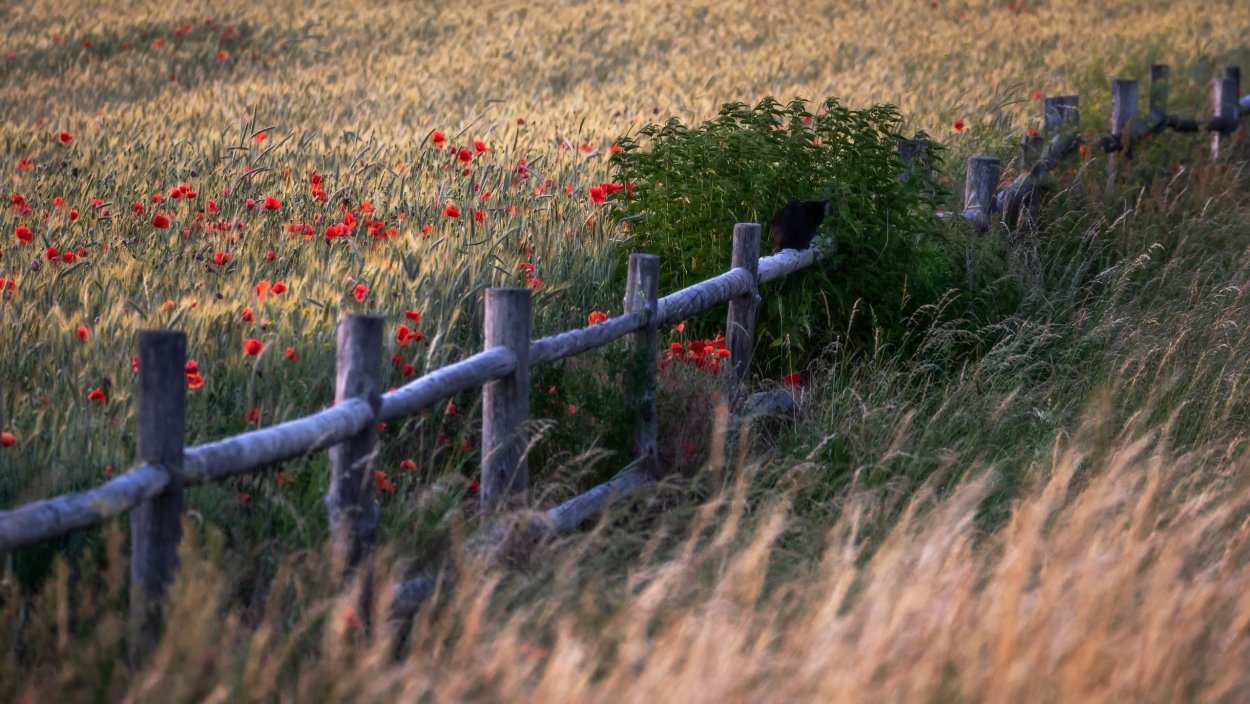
[2,0,1250,700]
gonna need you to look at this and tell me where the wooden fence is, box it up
[951,63,1247,232]
[0,222,815,620]
[1,58,1247,625]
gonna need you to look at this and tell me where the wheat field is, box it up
[3,0,1250,700]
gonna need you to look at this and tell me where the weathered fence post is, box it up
[325,314,383,581]
[1212,68,1240,159]
[1110,78,1139,179]
[1149,64,1170,121]
[481,288,532,512]
[625,254,660,477]
[726,223,762,409]
[897,138,926,183]
[1226,65,1242,120]
[130,330,186,639]
[963,156,1001,232]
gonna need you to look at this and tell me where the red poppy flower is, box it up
[373,470,396,494]
[186,372,205,389]
[62,251,77,263]
[352,284,369,303]
[255,131,267,142]
[184,359,199,374]
[431,130,446,146]
[45,246,58,261]
[474,139,488,153]
[516,117,526,125]
[14,225,32,243]
[952,119,967,133]
[245,198,256,210]
[404,310,421,323]
[1031,90,1044,100]
[263,195,281,210]
[68,208,79,221]
[213,251,232,266]
[241,307,254,322]
[468,479,480,495]
[443,204,460,218]
[400,459,417,471]
[588,186,606,204]
[75,325,89,341]
[783,373,802,388]
[243,338,263,355]
[284,346,298,361]
[587,310,607,326]
[152,214,170,229]
[215,49,228,61]
[473,210,486,223]
[396,324,415,345]
[59,131,72,144]
[271,281,287,294]
[265,249,275,261]
[0,431,15,447]
[86,387,107,403]
[457,148,472,163]
[247,407,261,424]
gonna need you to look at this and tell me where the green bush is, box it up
[610,97,950,374]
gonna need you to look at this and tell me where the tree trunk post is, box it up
[481,288,532,512]
[1150,64,1170,120]
[1225,65,1242,120]
[1110,78,1139,179]
[624,254,660,477]
[129,330,186,641]
[963,156,1001,232]
[325,314,384,582]
[726,223,762,410]
[1212,68,1240,159]
[897,138,922,182]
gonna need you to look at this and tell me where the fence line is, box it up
[0,223,815,622]
[0,58,1245,625]
[926,62,1249,231]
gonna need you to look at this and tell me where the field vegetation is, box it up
[3,0,1250,700]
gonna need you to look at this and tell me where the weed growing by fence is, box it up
[612,97,948,371]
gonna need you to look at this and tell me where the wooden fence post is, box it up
[726,224,761,410]
[1150,64,1170,119]
[130,330,186,638]
[625,254,660,477]
[1212,68,1240,159]
[325,314,383,581]
[481,288,532,512]
[964,156,1001,232]
[897,138,923,182]
[1226,65,1242,120]
[1110,78,1139,179]
[1043,95,1080,137]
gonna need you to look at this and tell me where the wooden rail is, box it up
[0,225,817,622]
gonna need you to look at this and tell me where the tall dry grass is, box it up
[6,416,1250,702]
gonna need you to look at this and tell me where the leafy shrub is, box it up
[610,97,950,374]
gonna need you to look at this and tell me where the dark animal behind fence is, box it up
[770,200,827,253]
